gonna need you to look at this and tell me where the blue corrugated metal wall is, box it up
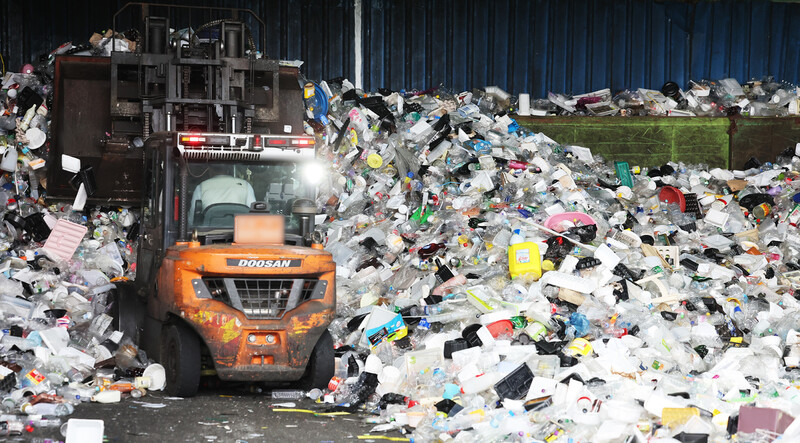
[2,1,800,96]
[361,0,800,95]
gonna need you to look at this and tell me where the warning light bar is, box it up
[180,135,206,145]
[262,137,315,148]
[292,138,315,146]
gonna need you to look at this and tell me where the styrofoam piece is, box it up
[43,219,89,261]
[593,243,621,268]
[61,154,81,173]
[66,419,104,443]
[539,271,598,294]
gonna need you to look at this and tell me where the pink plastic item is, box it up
[543,212,597,232]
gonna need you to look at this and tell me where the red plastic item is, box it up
[658,186,686,212]
[486,320,514,338]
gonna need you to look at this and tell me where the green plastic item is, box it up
[411,205,432,224]
[615,161,634,188]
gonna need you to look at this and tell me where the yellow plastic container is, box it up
[508,241,542,279]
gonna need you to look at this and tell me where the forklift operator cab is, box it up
[188,170,256,227]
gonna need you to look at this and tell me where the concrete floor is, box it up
[16,386,408,442]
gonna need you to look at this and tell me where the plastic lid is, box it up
[25,128,45,149]
[367,153,383,169]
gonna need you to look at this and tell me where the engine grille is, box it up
[199,277,326,319]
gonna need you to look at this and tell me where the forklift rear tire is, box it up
[300,330,334,390]
[161,323,201,397]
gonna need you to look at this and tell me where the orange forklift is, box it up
[47,4,335,396]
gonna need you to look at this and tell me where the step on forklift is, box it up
[47,3,335,396]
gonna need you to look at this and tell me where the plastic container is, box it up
[508,230,542,279]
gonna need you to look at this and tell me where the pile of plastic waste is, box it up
[308,78,800,441]
[0,68,168,438]
[502,77,799,117]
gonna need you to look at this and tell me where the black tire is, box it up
[299,330,334,390]
[161,323,201,397]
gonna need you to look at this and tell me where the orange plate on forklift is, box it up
[234,214,284,245]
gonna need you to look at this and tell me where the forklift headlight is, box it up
[247,334,257,343]
[265,334,276,344]
[301,161,326,185]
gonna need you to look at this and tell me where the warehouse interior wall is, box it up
[2,0,800,96]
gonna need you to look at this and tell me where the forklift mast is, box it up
[47,3,306,205]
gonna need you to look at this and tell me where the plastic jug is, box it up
[508,230,542,279]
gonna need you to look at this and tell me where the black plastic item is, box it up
[613,282,629,301]
[661,311,678,321]
[701,297,723,314]
[79,166,97,196]
[23,213,50,242]
[352,372,379,406]
[743,157,761,170]
[660,164,675,175]
[613,263,641,281]
[544,236,571,262]
[4,212,26,232]
[683,193,703,219]
[566,224,597,243]
[640,234,655,246]
[674,432,708,443]
[435,398,463,416]
[647,167,663,178]
[661,81,682,101]
[493,363,534,400]
[726,414,739,436]
[347,313,369,332]
[681,258,699,272]
[559,372,585,385]
[435,260,455,284]
[523,396,553,411]
[463,324,483,348]
[575,257,601,270]
[0,371,15,393]
[16,86,44,111]
[703,248,725,263]
[422,295,443,306]
[332,117,351,152]
[559,353,579,367]
[358,95,392,119]
[533,339,562,355]
[628,325,640,336]
[738,193,774,212]
[393,336,413,350]
[378,393,407,409]
[126,221,140,242]
[443,338,470,358]
[766,267,775,279]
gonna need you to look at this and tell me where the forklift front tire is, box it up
[300,329,334,390]
[162,323,201,397]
